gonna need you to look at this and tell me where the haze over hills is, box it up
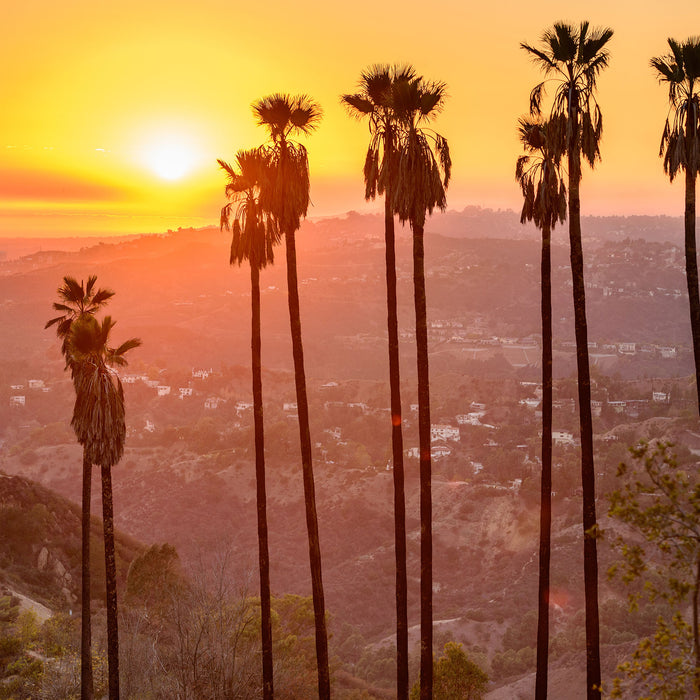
[1,207,699,697]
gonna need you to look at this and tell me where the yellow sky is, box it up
[2,0,699,236]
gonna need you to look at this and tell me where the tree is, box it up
[391,75,451,700]
[341,64,416,699]
[608,441,700,697]
[515,115,566,699]
[252,92,330,698]
[46,275,114,700]
[69,313,141,700]
[522,22,613,698]
[651,38,700,414]
[219,147,280,700]
[410,642,488,700]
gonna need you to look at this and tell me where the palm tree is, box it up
[521,21,613,699]
[651,38,700,414]
[516,116,566,700]
[252,93,330,698]
[219,148,280,700]
[69,313,141,700]
[341,64,416,699]
[391,76,451,700]
[46,275,115,700]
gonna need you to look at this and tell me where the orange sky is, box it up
[2,0,700,236]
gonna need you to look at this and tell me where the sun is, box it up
[143,139,199,181]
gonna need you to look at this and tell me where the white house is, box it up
[431,424,460,442]
[157,385,171,397]
[552,430,575,446]
[10,396,25,407]
[431,444,452,459]
[28,379,45,390]
[179,387,193,398]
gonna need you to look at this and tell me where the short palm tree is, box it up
[516,115,566,700]
[69,313,141,700]
[46,275,114,700]
[651,38,700,414]
[391,75,451,700]
[522,21,613,699]
[341,64,416,699]
[219,147,280,700]
[252,93,330,698]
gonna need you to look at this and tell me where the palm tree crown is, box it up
[69,314,141,468]
[651,37,700,180]
[521,21,613,173]
[515,116,567,230]
[45,275,115,366]
[219,149,280,269]
[252,94,322,234]
[341,64,417,201]
[390,77,451,228]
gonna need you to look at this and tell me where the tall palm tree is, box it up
[219,148,280,700]
[69,313,141,700]
[651,38,700,414]
[341,64,416,699]
[46,275,115,700]
[391,76,451,700]
[252,93,330,698]
[522,21,613,699]
[516,116,566,700]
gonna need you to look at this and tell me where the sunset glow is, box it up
[2,0,700,236]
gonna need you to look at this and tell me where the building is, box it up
[431,424,460,442]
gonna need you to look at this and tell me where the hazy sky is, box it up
[2,0,699,236]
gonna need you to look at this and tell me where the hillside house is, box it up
[157,385,171,397]
[178,387,193,398]
[10,396,25,407]
[205,397,222,409]
[431,425,460,442]
[552,431,575,446]
[431,444,452,459]
[28,379,45,389]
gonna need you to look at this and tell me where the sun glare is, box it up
[143,140,198,180]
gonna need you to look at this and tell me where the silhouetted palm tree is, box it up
[522,21,613,699]
[46,275,114,700]
[69,313,141,700]
[219,148,280,700]
[391,76,451,700]
[516,116,566,700]
[651,38,700,415]
[252,93,330,698]
[341,64,416,699]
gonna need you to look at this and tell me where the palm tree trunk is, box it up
[81,450,94,700]
[684,162,700,415]
[568,148,601,700]
[413,222,433,700]
[385,196,409,699]
[251,263,274,700]
[101,463,120,700]
[535,224,552,700]
[284,230,330,699]
[693,554,700,695]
